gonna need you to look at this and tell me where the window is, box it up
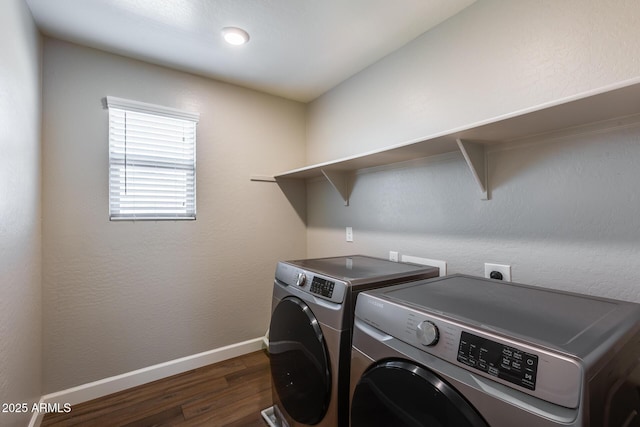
[107,96,199,220]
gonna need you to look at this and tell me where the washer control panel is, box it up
[416,320,439,346]
[354,292,582,409]
[457,331,538,390]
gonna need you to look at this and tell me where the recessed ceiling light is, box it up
[222,27,250,46]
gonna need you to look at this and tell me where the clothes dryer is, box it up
[269,255,439,427]
[350,275,640,426]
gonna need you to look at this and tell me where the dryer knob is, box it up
[416,321,439,346]
[295,272,306,287]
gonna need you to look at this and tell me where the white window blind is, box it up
[107,96,199,220]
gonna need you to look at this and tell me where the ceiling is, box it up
[25,0,475,102]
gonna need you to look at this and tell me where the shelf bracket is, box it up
[457,138,489,200]
[321,169,351,206]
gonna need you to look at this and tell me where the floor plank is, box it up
[42,350,272,427]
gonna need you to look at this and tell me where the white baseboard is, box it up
[28,336,266,427]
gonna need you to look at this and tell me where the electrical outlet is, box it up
[484,263,511,281]
[389,251,399,262]
[346,227,353,242]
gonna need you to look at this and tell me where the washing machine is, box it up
[350,274,640,427]
[268,255,439,427]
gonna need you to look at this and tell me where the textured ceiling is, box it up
[26,0,475,102]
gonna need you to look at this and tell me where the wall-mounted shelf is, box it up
[272,77,640,204]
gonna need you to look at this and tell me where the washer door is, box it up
[351,360,488,427]
[269,297,331,425]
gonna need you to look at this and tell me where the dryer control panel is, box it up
[275,263,347,304]
[310,276,336,299]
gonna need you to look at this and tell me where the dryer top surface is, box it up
[284,255,438,285]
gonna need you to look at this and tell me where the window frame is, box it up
[106,96,199,221]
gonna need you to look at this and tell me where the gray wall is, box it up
[307,125,640,301]
[307,0,640,164]
[0,0,42,425]
[41,39,307,392]
[305,0,640,301]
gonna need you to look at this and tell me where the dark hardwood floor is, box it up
[42,350,272,427]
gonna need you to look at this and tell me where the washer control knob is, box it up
[416,321,439,346]
[295,272,306,287]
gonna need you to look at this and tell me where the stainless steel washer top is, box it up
[379,274,635,355]
[352,274,640,426]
